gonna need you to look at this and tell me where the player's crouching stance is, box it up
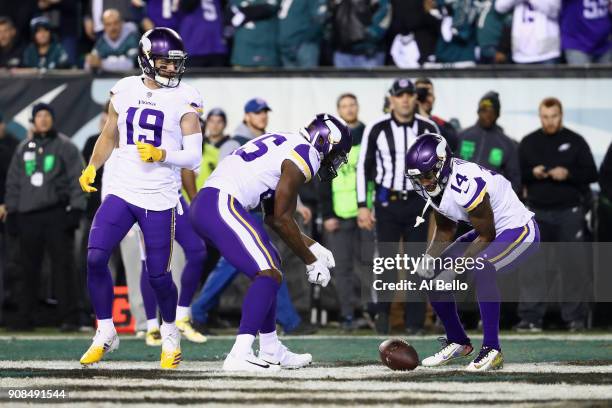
[405,134,540,372]
[78,28,203,369]
[189,114,352,372]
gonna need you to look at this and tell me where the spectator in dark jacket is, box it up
[0,17,24,68]
[4,103,86,330]
[0,112,19,322]
[516,97,598,332]
[457,91,521,192]
[599,142,612,242]
[388,0,440,66]
[331,0,391,68]
[414,77,458,151]
[21,16,69,70]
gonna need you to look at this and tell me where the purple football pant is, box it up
[87,194,178,323]
[190,187,281,336]
[140,197,207,320]
[430,218,540,350]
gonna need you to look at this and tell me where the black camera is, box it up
[416,87,430,103]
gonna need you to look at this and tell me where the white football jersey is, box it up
[423,158,533,233]
[107,75,203,211]
[205,132,321,210]
[495,0,561,63]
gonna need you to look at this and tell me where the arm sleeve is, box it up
[518,137,536,184]
[599,143,612,198]
[366,0,391,40]
[63,142,88,211]
[219,140,240,159]
[356,122,378,206]
[567,136,599,185]
[164,133,203,170]
[4,147,23,212]
[503,140,522,194]
[318,179,335,220]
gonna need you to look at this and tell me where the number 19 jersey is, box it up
[108,75,203,211]
[205,133,321,210]
[427,158,534,233]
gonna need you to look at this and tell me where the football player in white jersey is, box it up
[405,133,540,371]
[77,27,203,369]
[190,114,352,372]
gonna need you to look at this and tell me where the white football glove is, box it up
[309,242,335,268]
[414,254,436,279]
[306,259,331,287]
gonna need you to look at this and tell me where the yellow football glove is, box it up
[136,140,164,163]
[79,164,97,193]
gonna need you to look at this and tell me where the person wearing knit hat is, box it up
[21,16,70,70]
[457,90,521,193]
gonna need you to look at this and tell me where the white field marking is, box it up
[2,334,612,341]
[2,361,612,376]
[0,381,611,403]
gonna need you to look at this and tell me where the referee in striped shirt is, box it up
[356,78,440,334]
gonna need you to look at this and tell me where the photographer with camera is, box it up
[414,77,459,152]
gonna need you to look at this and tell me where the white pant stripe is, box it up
[217,192,270,271]
[494,219,537,270]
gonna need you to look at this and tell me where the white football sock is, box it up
[147,319,159,332]
[97,319,115,335]
[176,306,191,321]
[230,334,255,358]
[160,322,179,351]
[259,330,281,355]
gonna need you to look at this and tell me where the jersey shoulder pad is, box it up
[449,160,488,212]
[178,82,204,115]
[110,75,139,96]
[287,142,320,183]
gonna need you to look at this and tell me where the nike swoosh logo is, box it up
[260,358,281,366]
[247,360,271,369]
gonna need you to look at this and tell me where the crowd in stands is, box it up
[0,75,611,336]
[1,0,611,72]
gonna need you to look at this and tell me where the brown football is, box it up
[379,338,419,371]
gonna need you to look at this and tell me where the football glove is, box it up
[136,140,163,163]
[79,164,97,193]
[414,254,436,279]
[309,242,335,269]
[306,259,331,287]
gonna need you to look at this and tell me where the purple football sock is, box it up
[260,295,277,334]
[87,248,115,319]
[476,262,501,350]
[148,273,178,323]
[140,260,158,320]
[429,291,470,345]
[178,248,206,307]
[238,276,280,336]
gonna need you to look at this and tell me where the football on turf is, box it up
[379,338,419,371]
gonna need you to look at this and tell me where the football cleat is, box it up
[160,324,182,370]
[80,329,119,366]
[258,344,312,369]
[223,352,282,373]
[145,328,162,346]
[465,346,504,372]
[421,337,474,367]
[176,317,207,343]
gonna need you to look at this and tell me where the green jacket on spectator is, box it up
[477,0,511,62]
[22,41,69,69]
[278,0,327,51]
[230,0,280,67]
[92,24,139,72]
[435,0,478,63]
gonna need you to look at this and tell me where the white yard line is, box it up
[1,334,612,341]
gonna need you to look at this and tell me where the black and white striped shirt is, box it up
[356,112,440,206]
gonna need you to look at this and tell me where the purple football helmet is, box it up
[405,133,453,197]
[138,27,187,88]
[300,113,352,181]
